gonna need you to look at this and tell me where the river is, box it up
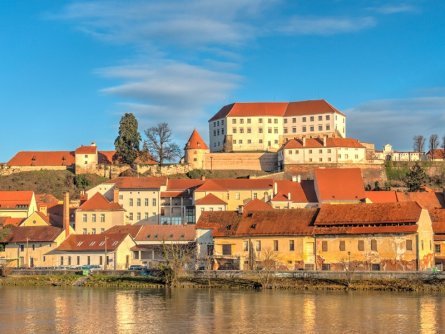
[0,287,444,333]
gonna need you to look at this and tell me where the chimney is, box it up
[323,136,327,147]
[91,141,97,146]
[201,175,206,181]
[287,192,291,201]
[238,205,244,215]
[302,137,306,146]
[39,205,48,216]
[63,192,70,238]
[291,175,297,182]
[297,174,301,183]
[113,187,119,203]
[273,182,278,196]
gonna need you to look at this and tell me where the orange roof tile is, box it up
[7,151,75,167]
[75,145,97,154]
[427,149,445,160]
[315,202,422,225]
[272,180,317,203]
[98,151,115,164]
[395,192,445,210]
[196,211,241,237]
[0,217,25,227]
[196,178,274,192]
[103,225,143,238]
[243,199,273,212]
[314,225,418,235]
[195,193,227,206]
[55,233,128,252]
[209,102,288,121]
[134,225,195,242]
[166,178,204,191]
[35,193,60,208]
[110,176,168,189]
[365,191,398,203]
[6,226,63,243]
[314,168,365,202]
[285,99,345,117]
[78,193,123,211]
[185,129,208,150]
[0,191,34,209]
[282,138,364,150]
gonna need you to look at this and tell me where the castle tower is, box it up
[184,129,209,170]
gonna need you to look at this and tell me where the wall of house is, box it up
[185,148,209,170]
[20,212,49,226]
[195,204,226,222]
[283,112,340,139]
[75,210,125,234]
[118,189,162,224]
[5,242,59,267]
[57,252,117,269]
[202,152,278,171]
[194,189,273,211]
[417,209,435,270]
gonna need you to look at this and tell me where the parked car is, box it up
[81,265,101,272]
[128,265,147,271]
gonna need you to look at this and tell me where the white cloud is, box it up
[371,4,417,15]
[347,95,445,151]
[278,16,376,35]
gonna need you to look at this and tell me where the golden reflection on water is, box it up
[1,288,445,333]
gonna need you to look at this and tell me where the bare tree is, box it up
[442,135,445,150]
[429,134,440,159]
[413,135,425,153]
[144,123,181,167]
[159,241,196,286]
[0,227,11,277]
[256,248,278,289]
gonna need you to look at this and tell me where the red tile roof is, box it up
[236,209,317,236]
[365,191,398,203]
[6,226,63,242]
[0,217,25,227]
[314,168,365,202]
[282,138,364,150]
[98,151,115,164]
[315,202,422,226]
[195,193,227,205]
[185,129,208,150]
[196,211,242,237]
[7,151,75,166]
[104,225,143,238]
[166,178,204,191]
[209,102,288,121]
[78,193,123,211]
[35,193,60,208]
[75,145,97,154]
[134,225,195,242]
[55,233,128,252]
[272,180,317,203]
[0,191,34,209]
[430,209,445,239]
[196,178,274,192]
[285,99,345,117]
[427,149,445,160]
[395,192,445,210]
[243,199,273,212]
[110,176,168,189]
[314,225,418,235]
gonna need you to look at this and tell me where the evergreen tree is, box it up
[403,162,428,192]
[114,113,141,165]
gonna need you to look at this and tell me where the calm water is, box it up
[0,287,444,333]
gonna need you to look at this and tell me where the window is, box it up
[99,256,103,265]
[221,120,224,125]
[326,125,330,131]
[302,117,306,122]
[233,128,237,134]
[268,118,272,124]
[152,198,157,206]
[217,120,220,126]
[358,240,364,251]
[322,241,328,252]
[292,117,297,123]
[339,240,345,251]
[274,127,278,134]
[273,240,279,251]
[235,193,240,200]
[253,193,257,199]
[406,239,413,251]
[421,240,424,250]
[302,126,306,132]
[222,244,232,256]
[309,150,312,154]
[213,130,216,136]
[284,118,287,124]
[92,228,96,234]
[274,118,278,124]
[232,119,237,124]
[129,198,133,206]
[310,126,314,132]
[101,228,105,233]
[60,256,64,266]
[129,213,133,221]
[247,128,251,133]
[137,198,141,206]
[259,118,263,123]
[137,212,141,221]
[288,150,293,155]
[87,256,91,265]
[82,214,87,223]
[77,256,80,265]
[327,149,331,153]
[92,214,96,223]
[247,118,251,124]
[322,263,330,271]
[289,240,295,251]
[82,229,87,234]
[435,244,441,253]
[243,241,249,251]
[255,240,262,251]
[318,115,322,121]
[239,140,243,144]
[240,128,244,133]
[268,128,272,134]
[100,214,105,222]
[371,264,380,271]
[318,125,323,131]
[371,239,377,251]
[222,129,224,135]
[319,149,322,153]
[32,244,35,251]
[326,115,330,120]
[310,116,314,121]
[292,127,296,133]
[259,139,263,144]
[240,119,244,124]
[284,128,288,134]
[145,213,148,219]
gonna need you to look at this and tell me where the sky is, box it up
[1,0,445,162]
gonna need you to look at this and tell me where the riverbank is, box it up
[1,273,445,292]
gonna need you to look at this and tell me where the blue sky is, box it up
[1,0,445,162]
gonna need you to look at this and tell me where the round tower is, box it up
[184,129,209,170]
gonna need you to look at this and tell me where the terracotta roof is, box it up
[315,202,422,226]
[243,199,273,212]
[196,178,274,192]
[78,193,123,211]
[7,151,75,166]
[98,151,115,164]
[6,226,63,243]
[282,138,364,150]
[55,233,128,252]
[209,102,288,121]
[0,191,34,209]
[161,191,186,198]
[110,177,168,189]
[430,209,445,235]
[35,193,60,208]
[103,225,143,238]
[236,209,317,236]
[134,225,195,242]
[166,178,204,191]
[365,191,398,203]
[272,180,317,203]
[314,168,365,202]
[195,193,227,206]
[314,225,418,235]
[196,211,242,237]
[427,149,445,160]
[185,129,208,150]
[0,217,25,227]
[75,145,97,154]
[285,99,345,117]
[395,192,445,210]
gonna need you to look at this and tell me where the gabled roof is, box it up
[285,99,345,117]
[0,191,34,209]
[195,193,227,206]
[395,192,445,210]
[282,138,364,150]
[0,217,25,227]
[314,168,365,202]
[104,225,143,238]
[55,233,129,252]
[209,102,288,121]
[7,151,75,166]
[427,149,445,159]
[236,209,317,236]
[365,191,398,203]
[35,193,60,208]
[6,226,63,243]
[98,151,115,164]
[134,225,195,242]
[110,176,168,189]
[78,193,123,211]
[315,202,422,226]
[196,178,274,192]
[75,145,97,154]
[185,129,208,150]
[166,178,204,191]
[196,211,242,237]
[271,180,317,203]
[243,199,273,212]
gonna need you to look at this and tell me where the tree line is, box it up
[113,113,181,167]
[413,134,445,154]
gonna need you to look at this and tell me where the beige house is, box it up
[208,100,346,153]
[195,193,227,222]
[0,191,37,219]
[375,144,423,162]
[75,192,125,234]
[74,144,98,174]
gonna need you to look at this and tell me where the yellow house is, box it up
[314,202,435,271]
[0,191,37,219]
[75,192,125,234]
[20,211,51,227]
[430,209,445,269]
[197,209,318,270]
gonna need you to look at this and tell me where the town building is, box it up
[208,100,346,153]
[0,191,38,221]
[374,144,423,162]
[427,148,445,161]
[430,209,445,269]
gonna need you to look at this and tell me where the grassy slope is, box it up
[0,170,108,199]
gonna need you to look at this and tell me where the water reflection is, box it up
[0,287,444,333]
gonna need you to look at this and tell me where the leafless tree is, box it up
[256,248,278,288]
[159,241,196,286]
[413,135,425,153]
[0,228,11,277]
[442,135,445,150]
[144,123,181,167]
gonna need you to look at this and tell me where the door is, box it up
[304,242,315,265]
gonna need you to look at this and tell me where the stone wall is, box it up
[203,152,278,172]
